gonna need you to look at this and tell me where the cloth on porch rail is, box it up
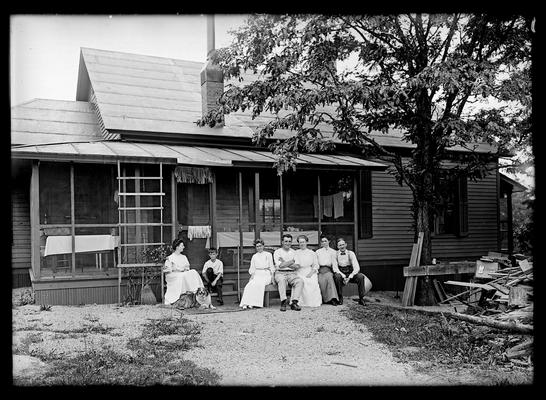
[215,231,319,248]
[44,235,120,256]
[174,166,214,184]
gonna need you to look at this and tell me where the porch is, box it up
[12,141,384,305]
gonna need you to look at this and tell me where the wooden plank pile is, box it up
[401,232,424,306]
[439,252,533,330]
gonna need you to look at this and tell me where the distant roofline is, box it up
[80,47,205,66]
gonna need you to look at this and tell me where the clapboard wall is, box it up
[358,165,499,290]
[11,163,32,288]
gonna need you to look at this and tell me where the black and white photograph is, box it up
[10,13,535,386]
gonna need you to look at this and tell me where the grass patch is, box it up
[21,313,219,386]
[13,332,44,355]
[344,303,533,385]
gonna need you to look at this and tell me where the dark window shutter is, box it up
[359,170,373,239]
[456,175,469,237]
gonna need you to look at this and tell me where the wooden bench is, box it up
[264,284,290,307]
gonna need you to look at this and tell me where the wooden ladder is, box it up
[401,232,424,307]
[116,162,166,304]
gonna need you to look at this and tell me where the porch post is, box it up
[317,175,321,237]
[70,163,76,276]
[353,172,359,257]
[279,174,283,244]
[30,160,40,279]
[210,171,217,248]
[254,172,260,240]
[238,171,243,301]
[171,168,176,242]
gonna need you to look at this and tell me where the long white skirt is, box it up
[296,266,322,307]
[164,269,204,305]
[240,269,272,308]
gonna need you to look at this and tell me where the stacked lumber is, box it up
[401,232,424,306]
[440,254,533,329]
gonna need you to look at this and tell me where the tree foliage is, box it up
[197,14,532,263]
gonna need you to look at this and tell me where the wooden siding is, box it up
[35,285,121,305]
[358,164,499,268]
[11,186,31,273]
[33,277,163,306]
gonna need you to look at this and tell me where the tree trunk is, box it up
[416,199,432,265]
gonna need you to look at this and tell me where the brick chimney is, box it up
[200,15,224,126]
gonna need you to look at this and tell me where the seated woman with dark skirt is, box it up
[315,235,340,305]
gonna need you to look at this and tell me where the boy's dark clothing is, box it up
[204,267,223,302]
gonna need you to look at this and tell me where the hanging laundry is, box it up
[187,225,212,241]
[174,166,214,184]
[333,192,345,219]
[323,194,333,217]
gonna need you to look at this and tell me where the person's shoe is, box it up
[217,299,224,306]
[331,299,339,306]
[280,299,287,312]
[290,300,301,311]
[338,297,343,305]
[357,298,366,306]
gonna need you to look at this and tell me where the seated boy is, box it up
[201,248,224,305]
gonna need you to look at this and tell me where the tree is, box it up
[197,14,532,264]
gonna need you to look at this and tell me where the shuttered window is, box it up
[456,175,469,237]
[434,174,468,237]
[359,170,373,239]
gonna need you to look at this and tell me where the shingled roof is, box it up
[11,99,103,146]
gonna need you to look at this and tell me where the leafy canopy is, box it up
[198,14,531,182]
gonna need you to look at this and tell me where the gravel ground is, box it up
[12,290,463,386]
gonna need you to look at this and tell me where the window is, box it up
[259,198,280,225]
[359,170,373,239]
[434,175,468,236]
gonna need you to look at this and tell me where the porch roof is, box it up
[11,140,387,170]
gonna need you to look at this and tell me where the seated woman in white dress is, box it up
[293,234,322,307]
[239,238,274,309]
[163,238,204,305]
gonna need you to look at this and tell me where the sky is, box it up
[9,14,533,190]
[10,14,249,106]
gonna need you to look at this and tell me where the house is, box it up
[11,45,524,305]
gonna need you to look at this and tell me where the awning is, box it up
[11,140,387,170]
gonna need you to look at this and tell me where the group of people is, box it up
[162,234,371,311]
[239,234,370,311]
[163,238,225,306]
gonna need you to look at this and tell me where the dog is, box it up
[195,286,215,309]
[174,291,197,309]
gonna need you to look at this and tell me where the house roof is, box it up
[76,47,498,155]
[10,99,103,146]
[11,140,387,170]
[500,173,527,192]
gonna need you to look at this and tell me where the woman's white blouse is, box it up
[164,253,190,273]
[294,248,319,272]
[249,251,274,275]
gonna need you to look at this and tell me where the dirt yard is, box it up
[12,289,532,386]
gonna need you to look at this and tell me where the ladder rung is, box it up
[119,242,166,247]
[117,176,163,180]
[118,223,165,226]
[118,207,164,210]
[117,192,165,196]
[117,263,162,268]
